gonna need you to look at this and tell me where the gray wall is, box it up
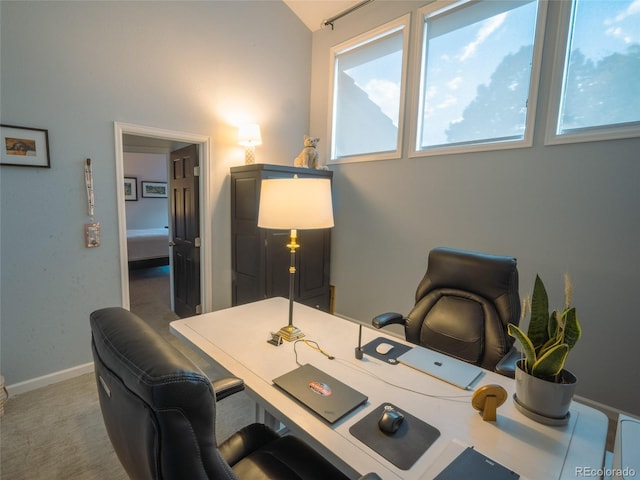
[310,1,640,415]
[0,1,310,385]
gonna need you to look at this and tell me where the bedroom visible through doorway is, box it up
[114,122,213,318]
[122,147,174,320]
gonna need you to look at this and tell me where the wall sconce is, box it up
[238,123,262,164]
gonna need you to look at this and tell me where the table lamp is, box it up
[238,124,262,164]
[258,176,334,341]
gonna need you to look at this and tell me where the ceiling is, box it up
[283,1,361,32]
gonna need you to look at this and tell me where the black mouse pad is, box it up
[434,447,519,479]
[349,403,440,470]
[362,337,412,364]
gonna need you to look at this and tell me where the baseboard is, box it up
[6,362,94,397]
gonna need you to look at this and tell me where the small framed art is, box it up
[1,124,50,168]
[124,177,138,201]
[141,181,168,198]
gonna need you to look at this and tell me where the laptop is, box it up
[272,363,368,423]
[397,346,484,390]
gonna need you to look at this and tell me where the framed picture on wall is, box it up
[124,177,138,201]
[1,124,50,168]
[141,181,168,198]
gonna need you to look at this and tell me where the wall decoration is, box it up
[141,181,168,198]
[124,177,138,201]
[1,124,50,168]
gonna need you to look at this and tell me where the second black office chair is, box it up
[372,247,521,377]
[90,307,379,480]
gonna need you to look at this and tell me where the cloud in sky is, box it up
[362,78,400,126]
[604,0,640,44]
[459,13,507,61]
[447,76,463,91]
[606,26,633,44]
[607,0,640,23]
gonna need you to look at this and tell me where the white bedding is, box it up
[127,228,169,261]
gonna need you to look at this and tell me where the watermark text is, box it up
[575,466,636,477]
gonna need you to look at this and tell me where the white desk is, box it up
[170,297,608,480]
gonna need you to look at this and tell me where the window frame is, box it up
[327,14,411,164]
[408,0,548,158]
[545,0,640,146]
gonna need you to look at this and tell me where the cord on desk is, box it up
[335,357,472,403]
[291,339,471,402]
[293,339,335,366]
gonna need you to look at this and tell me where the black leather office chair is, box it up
[90,307,375,480]
[372,247,521,377]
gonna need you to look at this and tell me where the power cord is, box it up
[291,338,471,402]
[335,357,472,402]
[293,339,335,366]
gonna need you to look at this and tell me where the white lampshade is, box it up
[238,123,262,146]
[258,178,334,230]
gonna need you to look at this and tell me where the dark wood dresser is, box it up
[230,164,333,312]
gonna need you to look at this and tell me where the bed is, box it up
[127,228,170,267]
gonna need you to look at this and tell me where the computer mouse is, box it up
[378,405,404,434]
[375,342,395,355]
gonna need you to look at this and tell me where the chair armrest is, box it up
[495,346,521,378]
[212,376,244,402]
[218,423,280,467]
[372,312,406,329]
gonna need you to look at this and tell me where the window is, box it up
[413,0,546,155]
[329,15,410,162]
[546,0,640,144]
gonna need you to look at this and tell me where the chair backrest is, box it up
[405,247,520,371]
[90,307,236,480]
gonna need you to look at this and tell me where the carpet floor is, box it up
[0,265,255,479]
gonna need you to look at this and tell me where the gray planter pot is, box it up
[514,359,577,424]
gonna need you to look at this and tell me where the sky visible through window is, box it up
[420,1,538,147]
[344,48,403,127]
[560,0,640,131]
[571,0,640,62]
[333,26,405,158]
[335,0,639,157]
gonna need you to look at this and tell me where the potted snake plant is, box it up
[507,274,581,424]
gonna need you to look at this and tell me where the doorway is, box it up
[114,122,213,315]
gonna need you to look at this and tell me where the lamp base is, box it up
[244,146,256,165]
[278,324,305,342]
